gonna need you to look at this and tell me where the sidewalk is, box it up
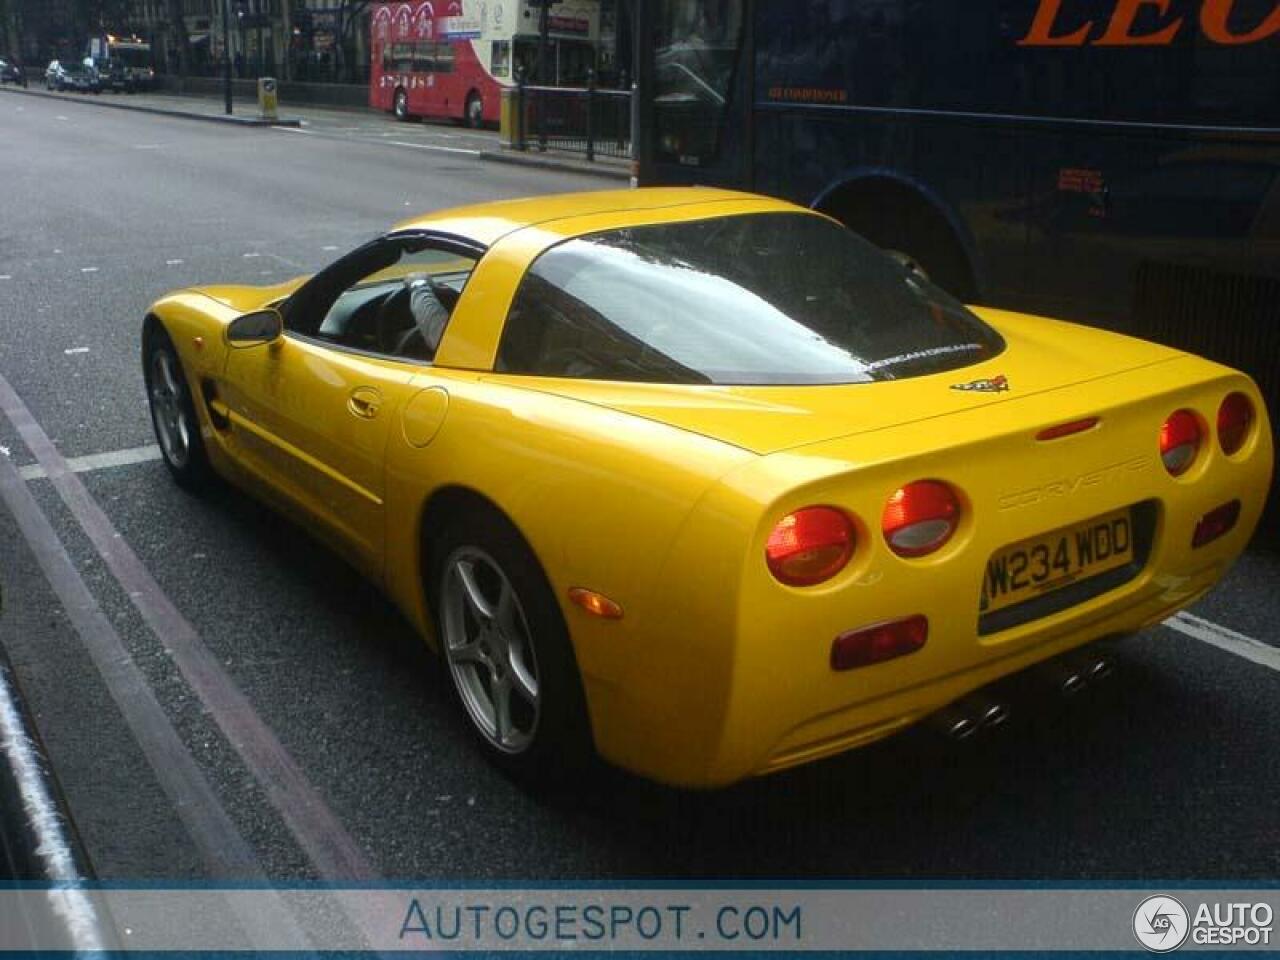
[0,84,301,127]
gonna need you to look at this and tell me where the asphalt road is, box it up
[1,90,1278,887]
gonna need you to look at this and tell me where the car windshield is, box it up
[64,63,89,74]
[496,213,1004,385]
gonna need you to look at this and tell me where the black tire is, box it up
[429,508,594,785]
[143,325,213,491]
[393,88,409,122]
[464,91,482,129]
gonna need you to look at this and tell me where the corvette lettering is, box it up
[999,455,1151,510]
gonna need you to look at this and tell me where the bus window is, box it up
[492,40,511,79]
[390,42,413,73]
[652,0,744,168]
[434,41,455,75]
[412,42,432,73]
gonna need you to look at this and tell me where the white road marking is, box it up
[387,139,480,156]
[321,245,338,251]
[80,267,98,273]
[1164,611,1280,673]
[55,115,67,121]
[274,126,311,135]
[0,276,10,281]
[242,252,261,258]
[166,259,183,265]
[263,251,307,271]
[63,347,89,355]
[18,444,161,482]
[132,144,165,150]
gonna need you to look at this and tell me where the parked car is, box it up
[140,188,1272,788]
[0,58,26,86]
[45,60,100,93]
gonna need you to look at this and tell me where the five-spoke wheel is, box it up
[441,547,540,754]
[431,508,592,782]
[144,328,210,489]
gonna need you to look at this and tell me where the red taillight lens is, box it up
[1192,500,1241,548]
[1217,393,1254,456]
[766,506,855,586]
[882,480,961,557]
[1159,410,1201,477]
[831,616,928,671]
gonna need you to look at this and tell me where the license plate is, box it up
[981,508,1134,615]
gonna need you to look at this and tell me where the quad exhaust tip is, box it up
[929,696,1010,741]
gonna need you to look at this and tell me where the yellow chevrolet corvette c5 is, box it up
[141,188,1273,787]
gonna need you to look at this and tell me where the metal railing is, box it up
[514,73,632,163]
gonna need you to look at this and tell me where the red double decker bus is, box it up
[370,1,600,127]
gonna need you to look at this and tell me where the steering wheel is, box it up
[374,284,413,355]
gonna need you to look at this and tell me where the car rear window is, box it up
[495,212,1003,386]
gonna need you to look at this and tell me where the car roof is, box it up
[391,187,799,248]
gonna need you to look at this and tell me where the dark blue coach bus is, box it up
[634,0,1280,434]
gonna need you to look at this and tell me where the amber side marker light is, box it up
[568,588,624,620]
[831,616,929,671]
[1036,417,1100,442]
[1217,393,1255,456]
[1192,501,1241,549]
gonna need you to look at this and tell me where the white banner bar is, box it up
[0,888,1274,952]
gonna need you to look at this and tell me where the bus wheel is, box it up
[465,91,483,129]
[393,88,409,121]
[823,186,977,303]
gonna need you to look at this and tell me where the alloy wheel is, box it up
[148,348,191,470]
[440,547,541,754]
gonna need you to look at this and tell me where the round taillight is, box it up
[1217,392,1254,456]
[766,506,855,586]
[1160,410,1202,476]
[882,480,961,558]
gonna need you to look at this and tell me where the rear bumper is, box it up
[759,548,1229,776]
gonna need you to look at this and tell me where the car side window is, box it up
[289,237,477,362]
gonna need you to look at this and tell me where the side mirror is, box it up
[227,308,283,347]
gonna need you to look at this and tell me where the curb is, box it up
[478,147,630,181]
[0,85,301,128]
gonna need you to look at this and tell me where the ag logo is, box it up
[951,374,1009,393]
[1133,895,1190,952]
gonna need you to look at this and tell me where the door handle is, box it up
[347,387,382,420]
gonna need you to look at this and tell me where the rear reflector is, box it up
[882,480,961,557]
[1036,417,1100,442]
[1160,410,1202,477]
[766,506,856,586]
[831,616,928,671]
[1192,501,1241,548]
[1217,393,1254,456]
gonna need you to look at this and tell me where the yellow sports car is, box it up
[142,188,1273,787]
